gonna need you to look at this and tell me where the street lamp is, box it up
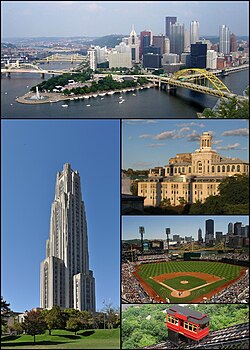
[139,226,145,255]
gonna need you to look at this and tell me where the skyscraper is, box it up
[228,222,233,235]
[170,23,184,56]
[198,228,203,244]
[190,43,207,68]
[230,33,237,52]
[190,21,200,45]
[140,30,152,58]
[219,25,230,54]
[205,219,214,246]
[40,163,96,312]
[165,16,177,38]
[128,25,140,63]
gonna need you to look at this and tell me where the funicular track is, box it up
[143,323,249,349]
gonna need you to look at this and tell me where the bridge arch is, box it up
[171,68,231,97]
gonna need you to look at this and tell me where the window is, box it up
[227,165,230,172]
[217,166,220,172]
[212,166,215,173]
[222,165,225,172]
[188,167,191,173]
[232,165,235,172]
[237,165,240,172]
[182,167,185,173]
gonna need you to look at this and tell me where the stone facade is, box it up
[138,132,249,206]
[40,163,95,311]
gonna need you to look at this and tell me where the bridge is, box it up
[1,61,79,77]
[95,68,247,100]
[35,53,87,63]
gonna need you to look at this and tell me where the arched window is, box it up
[174,167,177,173]
[232,165,235,172]
[227,165,230,172]
[182,167,185,173]
[217,166,220,172]
[188,167,191,173]
[178,167,181,173]
[167,167,170,173]
[212,166,215,173]
[237,165,240,172]
[222,165,225,172]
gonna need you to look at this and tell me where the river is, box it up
[1,62,248,119]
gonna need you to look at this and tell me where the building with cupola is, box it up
[138,132,249,207]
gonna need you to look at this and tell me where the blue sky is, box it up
[122,216,249,240]
[1,1,249,38]
[1,119,120,312]
[122,119,249,169]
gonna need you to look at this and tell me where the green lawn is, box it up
[1,328,120,349]
[137,261,242,302]
[163,275,206,290]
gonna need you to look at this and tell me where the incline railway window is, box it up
[167,315,178,325]
[184,321,198,332]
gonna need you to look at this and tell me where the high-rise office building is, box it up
[88,48,97,71]
[140,30,152,58]
[40,163,96,312]
[190,21,200,45]
[184,29,191,52]
[205,219,214,245]
[206,50,217,69]
[215,232,223,243]
[170,23,184,56]
[165,16,177,38]
[128,25,140,63]
[190,43,207,68]
[153,34,166,55]
[198,228,203,244]
[219,25,230,54]
[228,222,233,235]
[234,222,242,236]
[230,33,237,52]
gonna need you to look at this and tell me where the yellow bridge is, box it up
[36,53,87,63]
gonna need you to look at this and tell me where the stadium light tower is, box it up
[139,226,145,255]
[166,228,170,254]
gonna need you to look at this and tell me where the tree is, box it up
[22,310,47,343]
[1,297,11,334]
[102,300,120,329]
[66,316,84,335]
[218,174,249,205]
[130,181,138,196]
[44,305,65,335]
[9,321,23,335]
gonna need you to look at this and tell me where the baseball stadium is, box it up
[122,242,249,304]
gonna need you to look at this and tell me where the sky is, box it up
[122,216,249,240]
[1,1,249,38]
[122,119,249,169]
[1,119,120,312]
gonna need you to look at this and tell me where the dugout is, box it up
[183,252,201,260]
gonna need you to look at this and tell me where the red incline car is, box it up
[166,305,210,342]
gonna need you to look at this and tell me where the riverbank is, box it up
[16,83,155,104]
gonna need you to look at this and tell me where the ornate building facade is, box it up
[127,25,140,64]
[40,163,95,311]
[138,132,249,206]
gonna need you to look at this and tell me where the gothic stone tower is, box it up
[40,163,95,312]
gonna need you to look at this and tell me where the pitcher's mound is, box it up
[180,280,189,284]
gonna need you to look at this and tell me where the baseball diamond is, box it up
[134,261,246,302]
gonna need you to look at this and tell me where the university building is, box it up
[40,163,95,311]
[138,132,249,206]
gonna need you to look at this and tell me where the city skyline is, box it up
[1,1,249,38]
[122,119,249,170]
[2,119,120,312]
[122,216,249,241]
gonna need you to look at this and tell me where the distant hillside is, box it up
[86,34,126,48]
[1,42,17,49]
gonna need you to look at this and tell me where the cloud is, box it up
[216,143,242,150]
[149,143,166,147]
[212,140,223,145]
[123,119,158,125]
[221,128,249,137]
[127,136,132,140]
[85,3,104,12]
[179,127,191,133]
[187,131,200,142]
[176,122,205,128]
[139,134,153,139]
[154,131,176,140]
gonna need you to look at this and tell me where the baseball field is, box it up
[134,261,245,302]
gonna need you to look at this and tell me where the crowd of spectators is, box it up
[121,262,151,303]
[137,254,170,263]
[200,253,249,262]
[208,270,249,303]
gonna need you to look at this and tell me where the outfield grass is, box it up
[137,261,242,302]
[163,275,206,291]
[1,328,120,349]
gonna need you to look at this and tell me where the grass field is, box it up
[1,329,120,349]
[137,261,243,302]
[164,275,206,291]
